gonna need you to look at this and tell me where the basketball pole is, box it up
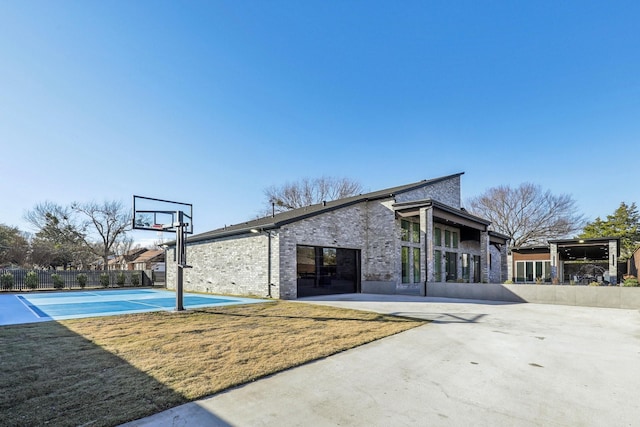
[174,210,190,311]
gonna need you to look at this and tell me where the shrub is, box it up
[131,273,140,287]
[77,273,88,289]
[1,273,14,290]
[588,281,600,287]
[100,273,110,288]
[623,277,639,287]
[503,280,514,285]
[25,271,39,290]
[116,271,126,287]
[51,274,64,289]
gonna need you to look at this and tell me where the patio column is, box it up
[480,230,490,283]
[550,243,558,284]
[421,207,434,285]
[500,243,508,283]
[609,239,618,285]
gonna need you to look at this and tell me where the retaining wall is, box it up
[427,282,640,309]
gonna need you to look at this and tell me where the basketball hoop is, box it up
[132,195,193,311]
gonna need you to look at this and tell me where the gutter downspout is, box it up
[266,230,272,298]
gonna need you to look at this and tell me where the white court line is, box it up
[125,299,168,309]
[15,295,44,318]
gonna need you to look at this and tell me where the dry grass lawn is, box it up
[0,301,426,426]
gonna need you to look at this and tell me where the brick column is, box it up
[609,239,618,285]
[550,243,558,284]
[422,207,434,284]
[500,243,508,283]
[480,230,490,283]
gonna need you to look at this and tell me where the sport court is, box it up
[0,289,266,326]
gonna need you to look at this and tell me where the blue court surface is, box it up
[0,289,268,326]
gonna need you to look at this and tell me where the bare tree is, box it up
[264,177,363,214]
[25,200,131,270]
[466,183,585,249]
[71,201,131,270]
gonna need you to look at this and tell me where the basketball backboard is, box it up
[132,195,193,234]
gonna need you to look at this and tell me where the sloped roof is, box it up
[132,249,164,263]
[183,172,464,244]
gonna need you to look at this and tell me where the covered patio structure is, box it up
[549,238,620,285]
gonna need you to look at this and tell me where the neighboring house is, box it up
[108,248,147,271]
[130,249,165,271]
[166,172,509,299]
[510,237,620,285]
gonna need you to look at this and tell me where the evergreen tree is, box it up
[579,202,640,260]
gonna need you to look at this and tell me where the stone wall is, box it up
[395,175,461,208]
[278,203,369,298]
[166,232,279,297]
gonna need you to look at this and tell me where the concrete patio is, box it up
[123,295,640,426]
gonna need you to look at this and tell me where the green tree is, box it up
[25,202,82,269]
[579,202,640,260]
[0,224,29,267]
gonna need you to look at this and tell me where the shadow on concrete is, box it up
[388,312,488,323]
[299,293,523,306]
[192,306,413,323]
[0,321,231,426]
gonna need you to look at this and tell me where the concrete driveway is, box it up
[123,295,640,426]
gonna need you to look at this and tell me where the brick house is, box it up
[107,248,147,271]
[130,249,165,271]
[166,173,509,299]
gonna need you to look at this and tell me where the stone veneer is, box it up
[167,174,507,299]
[166,233,280,297]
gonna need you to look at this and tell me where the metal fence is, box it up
[0,269,154,291]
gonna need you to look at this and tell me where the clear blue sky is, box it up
[1,1,639,245]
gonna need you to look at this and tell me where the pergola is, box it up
[548,238,620,285]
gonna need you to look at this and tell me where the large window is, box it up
[413,248,421,283]
[297,245,360,297]
[462,253,470,282]
[402,247,421,284]
[443,230,458,248]
[434,250,442,282]
[402,247,410,283]
[434,228,442,246]
[446,252,457,281]
[515,261,551,283]
[401,220,421,284]
[401,220,420,243]
[473,255,481,283]
[401,220,410,242]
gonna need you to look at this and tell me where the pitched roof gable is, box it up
[184,172,464,244]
